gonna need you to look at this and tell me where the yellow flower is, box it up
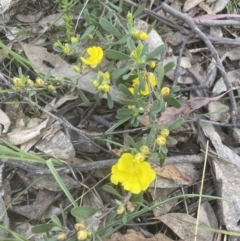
[36,77,45,87]
[117,205,125,215]
[111,153,156,194]
[62,43,71,55]
[139,32,148,41]
[160,129,170,138]
[77,230,88,240]
[149,60,156,69]
[161,87,170,96]
[71,36,78,43]
[156,135,166,146]
[128,73,156,96]
[72,65,81,73]
[81,46,103,68]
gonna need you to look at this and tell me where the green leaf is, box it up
[80,25,95,40]
[122,213,128,224]
[167,136,178,145]
[159,152,166,166]
[117,109,134,116]
[168,118,184,131]
[71,206,100,219]
[51,215,62,227]
[99,18,122,38]
[147,44,165,59]
[155,63,164,89]
[102,185,123,198]
[118,84,133,96]
[118,98,137,106]
[111,67,130,81]
[164,61,175,73]
[147,125,158,144]
[165,96,181,108]
[31,224,57,234]
[105,49,130,60]
[127,38,136,52]
[132,4,146,18]
[96,30,106,42]
[151,99,163,115]
[161,145,168,154]
[107,92,114,109]
[83,9,91,25]
[106,116,131,133]
[147,20,156,34]
[140,43,149,57]
[78,89,89,104]
[171,86,180,93]
[114,34,132,45]
[127,135,137,148]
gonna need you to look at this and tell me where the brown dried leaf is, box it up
[155,165,189,182]
[154,213,214,241]
[150,90,230,127]
[105,229,174,241]
[0,109,10,133]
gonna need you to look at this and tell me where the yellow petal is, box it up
[117,153,134,171]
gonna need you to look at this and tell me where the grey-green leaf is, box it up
[99,18,122,38]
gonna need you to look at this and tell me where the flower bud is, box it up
[92,79,99,88]
[75,223,85,231]
[48,85,55,91]
[71,36,78,43]
[132,29,140,38]
[13,77,23,87]
[63,43,71,55]
[139,32,148,41]
[128,105,135,109]
[161,87,170,96]
[88,34,93,39]
[134,153,145,163]
[126,12,133,20]
[140,145,150,155]
[77,230,88,241]
[130,50,137,60]
[102,84,110,93]
[160,129,170,138]
[36,77,45,87]
[57,232,67,241]
[117,205,125,215]
[138,107,144,113]
[149,60,156,69]
[156,135,166,146]
[55,76,62,82]
[103,71,110,81]
[27,79,34,87]
[72,65,81,73]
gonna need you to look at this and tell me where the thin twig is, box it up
[161,3,237,125]
[173,33,195,86]
[0,73,112,154]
